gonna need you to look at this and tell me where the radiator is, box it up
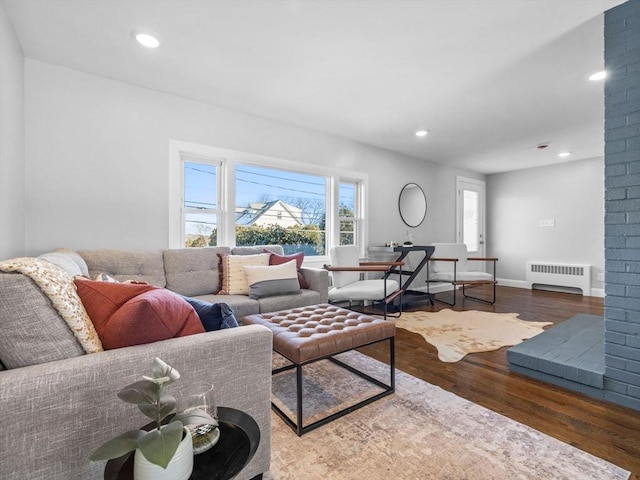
[526,262,591,295]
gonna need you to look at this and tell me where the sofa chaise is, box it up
[0,245,329,480]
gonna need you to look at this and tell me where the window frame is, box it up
[169,140,368,259]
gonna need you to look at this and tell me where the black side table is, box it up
[104,406,260,480]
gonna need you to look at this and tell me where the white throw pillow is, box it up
[243,260,301,299]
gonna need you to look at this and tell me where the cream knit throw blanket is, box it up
[0,257,103,353]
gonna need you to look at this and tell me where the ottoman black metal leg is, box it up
[272,336,395,436]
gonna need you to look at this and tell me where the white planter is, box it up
[133,426,194,480]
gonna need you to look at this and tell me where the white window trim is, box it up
[169,139,369,260]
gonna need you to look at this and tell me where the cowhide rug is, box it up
[393,309,552,362]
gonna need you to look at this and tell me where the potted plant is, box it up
[90,357,217,479]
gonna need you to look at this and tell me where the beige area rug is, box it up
[393,309,553,362]
[265,351,629,480]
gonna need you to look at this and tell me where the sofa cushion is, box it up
[217,253,270,295]
[74,279,204,350]
[180,296,239,331]
[163,247,231,296]
[244,260,301,299]
[54,248,90,277]
[0,272,85,368]
[38,252,83,277]
[79,250,167,287]
[264,249,310,289]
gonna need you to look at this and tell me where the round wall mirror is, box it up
[398,183,427,227]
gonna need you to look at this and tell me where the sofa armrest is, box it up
[300,266,329,303]
[0,325,273,480]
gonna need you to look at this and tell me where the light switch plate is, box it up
[539,219,555,227]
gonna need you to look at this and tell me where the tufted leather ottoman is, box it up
[243,303,395,435]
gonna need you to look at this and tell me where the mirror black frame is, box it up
[398,183,427,227]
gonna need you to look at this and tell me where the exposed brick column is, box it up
[604,0,640,411]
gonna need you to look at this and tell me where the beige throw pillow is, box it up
[217,253,270,295]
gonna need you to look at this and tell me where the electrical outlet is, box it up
[597,272,605,282]
[539,219,555,227]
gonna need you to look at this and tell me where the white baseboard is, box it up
[496,278,604,298]
[497,278,527,289]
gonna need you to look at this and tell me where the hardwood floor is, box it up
[359,286,640,479]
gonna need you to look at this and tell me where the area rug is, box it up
[266,351,629,480]
[393,309,553,362]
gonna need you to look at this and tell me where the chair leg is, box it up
[431,284,456,306]
[462,260,497,305]
[461,283,496,304]
[381,290,403,319]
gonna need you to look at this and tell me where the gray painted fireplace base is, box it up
[507,314,606,400]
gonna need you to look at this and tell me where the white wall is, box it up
[0,1,25,259]
[486,157,604,294]
[23,60,475,256]
[12,57,603,296]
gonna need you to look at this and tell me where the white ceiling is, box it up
[3,0,626,174]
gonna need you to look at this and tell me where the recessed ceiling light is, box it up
[589,71,607,81]
[415,130,429,137]
[133,30,161,48]
[558,151,571,158]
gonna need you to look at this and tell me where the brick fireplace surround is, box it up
[603,0,640,411]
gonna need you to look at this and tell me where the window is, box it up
[235,164,327,255]
[339,181,358,246]
[171,140,367,255]
[182,158,220,247]
[462,189,480,251]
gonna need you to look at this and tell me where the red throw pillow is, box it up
[264,250,309,289]
[74,279,204,350]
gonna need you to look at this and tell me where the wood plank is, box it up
[358,286,640,480]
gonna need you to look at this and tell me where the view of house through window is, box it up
[180,148,364,254]
[234,164,327,255]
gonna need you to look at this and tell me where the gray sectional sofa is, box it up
[79,245,329,319]
[0,245,329,480]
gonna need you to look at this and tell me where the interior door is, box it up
[456,177,486,257]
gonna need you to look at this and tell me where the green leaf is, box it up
[159,394,176,409]
[137,421,184,468]
[174,407,217,427]
[157,395,176,420]
[117,380,159,405]
[89,430,145,461]
[137,395,176,422]
[137,403,158,420]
